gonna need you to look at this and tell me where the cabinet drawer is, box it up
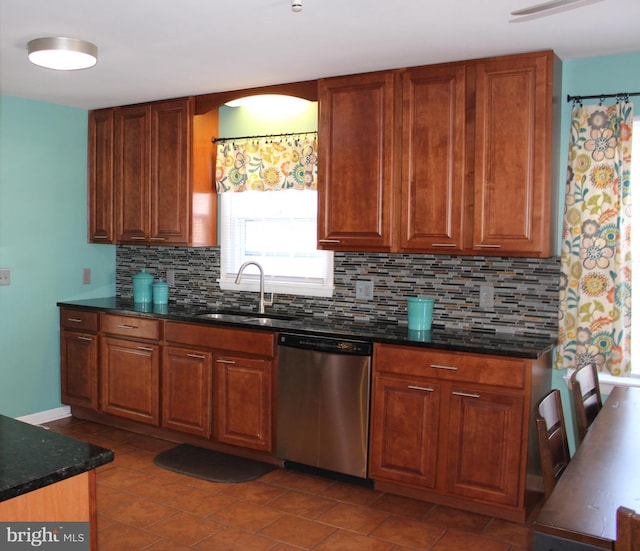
[165,321,276,357]
[100,313,161,340]
[374,344,526,389]
[60,309,98,332]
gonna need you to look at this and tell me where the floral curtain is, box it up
[555,102,633,376]
[215,134,318,192]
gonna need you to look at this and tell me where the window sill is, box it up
[564,369,640,396]
[219,279,334,298]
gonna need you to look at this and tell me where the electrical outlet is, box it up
[166,269,175,286]
[479,284,494,309]
[355,280,374,300]
[82,268,91,285]
[0,268,10,286]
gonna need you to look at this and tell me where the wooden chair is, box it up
[535,389,571,498]
[569,363,603,445]
[616,506,640,551]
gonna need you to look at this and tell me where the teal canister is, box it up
[133,269,154,304]
[152,278,169,305]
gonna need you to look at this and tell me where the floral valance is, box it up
[215,134,318,192]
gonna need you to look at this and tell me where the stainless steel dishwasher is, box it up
[277,332,373,479]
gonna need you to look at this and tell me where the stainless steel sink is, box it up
[196,312,248,322]
[195,311,296,324]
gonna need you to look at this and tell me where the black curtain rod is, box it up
[567,91,640,103]
[212,130,317,144]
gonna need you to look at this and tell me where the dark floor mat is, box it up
[154,444,277,483]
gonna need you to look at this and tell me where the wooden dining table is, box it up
[533,385,640,550]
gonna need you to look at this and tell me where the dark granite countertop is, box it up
[0,415,114,502]
[58,297,556,359]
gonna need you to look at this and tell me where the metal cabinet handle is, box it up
[149,237,166,241]
[318,239,341,244]
[129,236,146,240]
[474,244,501,248]
[92,235,109,240]
[77,336,93,342]
[430,243,457,247]
[187,353,206,359]
[67,318,83,323]
[408,385,434,392]
[452,391,481,398]
[430,364,458,371]
[117,324,137,329]
[137,346,154,352]
[216,359,236,364]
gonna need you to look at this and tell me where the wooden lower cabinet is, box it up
[368,374,441,489]
[162,346,212,438]
[163,321,277,454]
[61,330,98,409]
[369,343,550,522]
[60,308,99,409]
[100,336,160,425]
[214,353,273,453]
[445,385,524,506]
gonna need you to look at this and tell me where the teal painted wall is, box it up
[553,50,640,452]
[0,95,116,418]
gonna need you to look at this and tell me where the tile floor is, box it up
[44,417,535,550]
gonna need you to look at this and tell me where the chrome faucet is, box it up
[234,261,274,314]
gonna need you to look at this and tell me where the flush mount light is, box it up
[292,0,303,12]
[27,37,98,71]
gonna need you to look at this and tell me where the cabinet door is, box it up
[369,374,440,489]
[115,104,151,243]
[473,52,554,256]
[214,354,273,453]
[318,71,396,251]
[60,331,98,409]
[445,385,524,506]
[400,63,467,253]
[162,346,212,438]
[88,109,115,243]
[100,336,160,425]
[150,99,191,244]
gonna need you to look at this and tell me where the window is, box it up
[219,190,334,297]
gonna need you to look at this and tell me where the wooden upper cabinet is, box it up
[88,109,115,243]
[115,103,151,243]
[317,50,558,257]
[317,71,396,251]
[472,51,556,257]
[399,63,467,253]
[92,97,218,246]
[150,99,190,244]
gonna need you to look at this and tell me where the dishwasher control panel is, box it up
[278,332,372,356]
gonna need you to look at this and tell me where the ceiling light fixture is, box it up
[27,37,98,71]
[224,94,310,110]
[292,0,303,12]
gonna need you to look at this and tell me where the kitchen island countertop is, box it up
[0,415,114,502]
[58,297,556,359]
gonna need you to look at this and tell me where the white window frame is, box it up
[218,190,334,298]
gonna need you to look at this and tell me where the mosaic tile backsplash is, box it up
[116,246,559,338]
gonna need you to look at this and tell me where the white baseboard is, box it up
[17,406,71,426]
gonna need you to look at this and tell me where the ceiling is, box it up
[1,0,639,110]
